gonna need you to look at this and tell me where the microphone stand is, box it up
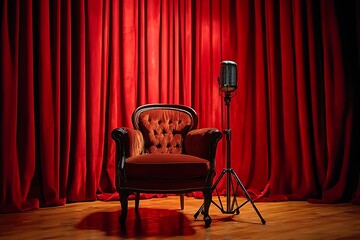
[194,92,266,225]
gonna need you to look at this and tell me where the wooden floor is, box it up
[1,196,360,240]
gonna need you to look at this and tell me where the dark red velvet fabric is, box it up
[125,154,209,179]
[185,128,220,160]
[1,0,359,212]
[124,179,208,192]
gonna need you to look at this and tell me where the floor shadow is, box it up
[76,207,196,238]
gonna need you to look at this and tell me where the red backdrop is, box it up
[1,0,359,212]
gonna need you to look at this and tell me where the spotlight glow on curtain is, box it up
[1,0,359,212]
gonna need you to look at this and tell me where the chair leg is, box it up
[135,192,140,213]
[180,194,184,210]
[119,190,129,227]
[203,189,212,228]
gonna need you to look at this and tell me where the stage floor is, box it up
[1,196,359,239]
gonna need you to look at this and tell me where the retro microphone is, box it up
[195,60,266,225]
[218,60,238,94]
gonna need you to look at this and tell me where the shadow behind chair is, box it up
[111,104,222,227]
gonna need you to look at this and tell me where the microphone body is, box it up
[218,60,237,93]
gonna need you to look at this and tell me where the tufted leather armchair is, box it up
[111,104,222,228]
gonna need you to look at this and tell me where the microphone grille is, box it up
[219,61,237,93]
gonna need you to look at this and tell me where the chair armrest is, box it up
[112,128,144,189]
[184,128,222,169]
[111,127,144,166]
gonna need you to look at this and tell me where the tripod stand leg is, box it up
[194,204,204,219]
[231,169,266,224]
[194,169,228,219]
[230,178,240,215]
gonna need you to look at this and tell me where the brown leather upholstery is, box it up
[112,104,222,228]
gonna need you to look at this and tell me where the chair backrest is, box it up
[132,104,198,154]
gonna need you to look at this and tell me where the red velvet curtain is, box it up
[1,0,359,212]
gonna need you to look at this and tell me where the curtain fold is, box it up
[1,0,359,212]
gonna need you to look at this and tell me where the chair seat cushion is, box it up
[125,154,210,179]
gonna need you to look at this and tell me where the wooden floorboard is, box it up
[1,196,360,239]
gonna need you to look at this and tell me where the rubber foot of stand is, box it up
[204,216,212,228]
